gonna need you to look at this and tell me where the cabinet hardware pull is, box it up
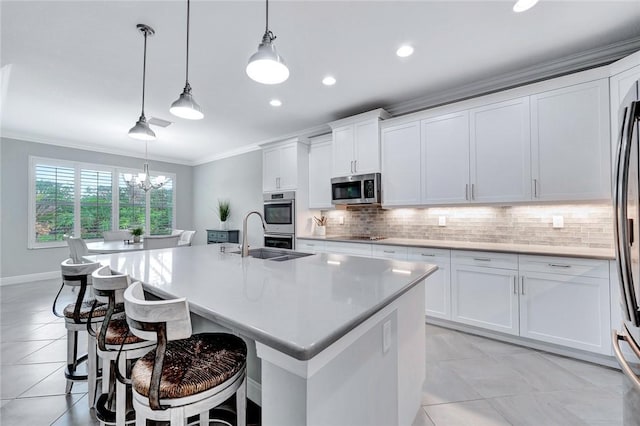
[513,276,517,294]
[521,276,525,295]
[350,161,354,174]
[276,177,280,189]
[471,184,475,200]
[548,263,571,268]
[354,160,357,173]
[473,257,491,261]
[383,250,394,253]
[533,179,538,198]
[465,184,469,200]
[421,253,436,257]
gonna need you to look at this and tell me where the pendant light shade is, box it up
[129,24,156,140]
[171,0,203,120]
[246,0,289,85]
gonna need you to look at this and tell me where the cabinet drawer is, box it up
[297,239,327,253]
[452,250,518,270]
[407,247,450,262]
[372,244,408,260]
[324,241,372,257]
[519,255,609,278]
[207,231,228,242]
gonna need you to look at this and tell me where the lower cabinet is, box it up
[297,239,327,253]
[409,248,451,320]
[451,251,519,335]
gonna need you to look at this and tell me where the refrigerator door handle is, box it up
[613,326,640,391]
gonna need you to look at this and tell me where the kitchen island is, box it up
[86,244,437,426]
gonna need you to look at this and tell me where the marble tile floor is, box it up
[0,279,626,426]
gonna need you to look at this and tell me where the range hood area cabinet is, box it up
[329,108,391,177]
[308,134,333,209]
[381,68,611,207]
[262,138,309,193]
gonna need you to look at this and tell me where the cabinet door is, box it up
[354,119,381,174]
[309,140,333,209]
[451,264,519,335]
[324,241,372,257]
[469,97,531,203]
[278,143,298,190]
[408,248,451,320]
[531,79,610,201]
[519,271,610,354]
[422,112,470,204]
[332,125,355,177]
[263,147,281,192]
[381,121,422,206]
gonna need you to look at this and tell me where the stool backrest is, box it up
[171,229,184,236]
[124,282,192,342]
[91,265,130,304]
[103,230,133,241]
[67,237,89,263]
[60,258,101,286]
[143,234,180,250]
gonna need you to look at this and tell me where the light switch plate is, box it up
[438,216,446,227]
[552,215,564,228]
[339,216,344,225]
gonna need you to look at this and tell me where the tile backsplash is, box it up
[321,203,613,249]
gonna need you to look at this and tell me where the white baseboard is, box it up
[247,377,262,407]
[0,270,58,286]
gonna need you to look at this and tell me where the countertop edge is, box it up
[297,236,615,260]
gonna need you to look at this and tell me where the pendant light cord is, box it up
[265,0,269,33]
[141,28,148,118]
[185,0,190,85]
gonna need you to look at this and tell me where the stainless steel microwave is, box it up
[331,173,381,205]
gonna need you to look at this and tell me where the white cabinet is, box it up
[530,78,610,201]
[297,238,327,254]
[519,255,610,354]
[330,109,390,177]
[422,112,470,204]
[408,247,451,320]
[451,251,520,335]
[308,135,333,209]
[381,121,422,206]
[469,97,531,203]
[324,241,372,257]
[263,141,300,192]
[372,244,408,260]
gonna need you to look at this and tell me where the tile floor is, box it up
[0,278,626,426]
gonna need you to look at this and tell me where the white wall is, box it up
[192,150,264,249]
[0,137,194,281]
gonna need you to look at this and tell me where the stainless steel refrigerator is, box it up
[613,78,640,424]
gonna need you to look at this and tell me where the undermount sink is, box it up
[231,247,313,261]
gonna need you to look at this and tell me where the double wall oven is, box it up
[263,191,295,249]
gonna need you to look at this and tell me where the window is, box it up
[29,157,176,248]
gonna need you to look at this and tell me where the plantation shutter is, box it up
[34,164,75,243]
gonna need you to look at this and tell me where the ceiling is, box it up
[2,1,640,166]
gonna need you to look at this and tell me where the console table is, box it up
[206,229,240,244]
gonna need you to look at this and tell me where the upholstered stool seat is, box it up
[124,282,248,426]
[131,333,247,400]
[55,257,104,409]
[104,313,147,347]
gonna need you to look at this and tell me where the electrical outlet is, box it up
[339,216,344,225]
[552,215,564,228]
[382,320,391,353]
[438,216,446,227]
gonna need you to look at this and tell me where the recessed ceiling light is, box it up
[513,0,539,13]
[269,99,282,107]
[396,45,414,58]
[322,76,336,86]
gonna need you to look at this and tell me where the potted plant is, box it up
[130,226,144,243]
[217,199,231,230]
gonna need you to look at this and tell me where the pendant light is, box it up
[123,140,167,192]
[129,24,156,140]
[170,0,203,120]
[246,0,289,85]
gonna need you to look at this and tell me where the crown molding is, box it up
[385,36,640,117]
[191,143,262,166]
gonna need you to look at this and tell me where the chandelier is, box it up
[123,140,167,192]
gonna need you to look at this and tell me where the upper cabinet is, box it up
[330,109,391,177]
[469,97,531,203]
[381,121,422,206]
[262,139,308,193]
[530,79,610,201]
[308,134,333,209]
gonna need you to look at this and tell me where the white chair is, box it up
[54,258,105,408]
[177,230,196,246]
[104,230,133,241]
[67,236,89,263]
[142,235,180,250]
[171,229,184,236]
[123,282,247,426]
[91,266,155,426]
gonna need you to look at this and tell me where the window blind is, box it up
[34,164,75,243]
[80,169,113,239]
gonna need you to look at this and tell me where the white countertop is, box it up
[85,245,437,360]
[86,240,145,253]
[298,235,615,260]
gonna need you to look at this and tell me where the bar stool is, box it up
[53,258,106,408]
[91,265,155,426]
[123,282,248,426]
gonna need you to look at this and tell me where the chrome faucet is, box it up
[241,210,266,257]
